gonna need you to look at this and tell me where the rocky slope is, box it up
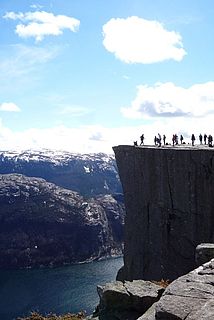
[113,144,214,281]
[0,150,122,197]
[0,174,124,269]
[90,258,214,320]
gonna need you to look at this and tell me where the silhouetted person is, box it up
[199,134,202,144]
[180,135,183,144]
[172,134,175,146]
[158,133,161,147]
[154,136,157,146]
[208,135,213,147]
[140,134,144,145]
[163,134,166,145]
[204,134,207,145]
[172,134,178,146]
[191,134,196,146]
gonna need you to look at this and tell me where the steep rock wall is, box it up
[0,174,124,269]
[113,145,214,281]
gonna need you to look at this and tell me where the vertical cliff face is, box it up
[113,145,214,281]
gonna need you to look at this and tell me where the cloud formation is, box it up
[121,82,214,119]
[0,102,20,112]
[30,4,44,10]
[4,11,80,41]
[102,16,186,64]
[57,105,91,117]
[0,44,60,92]
[0,119,214,154]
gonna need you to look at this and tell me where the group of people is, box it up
[199,133,213,146]
[135,133,214,147]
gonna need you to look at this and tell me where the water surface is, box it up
[0,257,123,320]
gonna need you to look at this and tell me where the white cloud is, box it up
[4,10,80,41]
[0,124,142,154]
[0,119,213,154]
[30,4,44,10]
[0,102,21,112]
[0,44,59,81]
[119,81,214,146]
[123,75,130,80]
[102,16,186,64]
[121,82,214,119]
[57,105,91,117]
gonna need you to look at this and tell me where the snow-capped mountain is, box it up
[0,150,125,269]
[0,149,122,197]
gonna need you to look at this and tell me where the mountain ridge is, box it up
[0,173,124,269]
[0,149,122,197]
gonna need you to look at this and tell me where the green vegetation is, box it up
[17,311,86,320]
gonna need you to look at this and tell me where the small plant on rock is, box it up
[17,311,86,320]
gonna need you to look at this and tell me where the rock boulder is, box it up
[95,280,164,320]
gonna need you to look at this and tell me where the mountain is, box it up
[0,150,122,197]
[0,174,124,269]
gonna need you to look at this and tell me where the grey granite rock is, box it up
[95,280,164,320]
[155,295,205,319]
[94,259,214,320]
[97,281,131,311]
[186,299,214,320]
[113,145,214,281]
[124,280,164,313]
[195,243,214,266]
[155,259,214,319]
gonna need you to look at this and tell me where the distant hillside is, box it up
[0,174,124,269]
[0,150,122,197]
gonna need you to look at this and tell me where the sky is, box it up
[1,0,214,154]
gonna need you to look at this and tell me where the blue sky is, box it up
[1,0,214,153]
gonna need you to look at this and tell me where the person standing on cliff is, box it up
[191,134,196,146]
[180,134,184,144]
[140,134,144,145]
[199,134,203,144]
[204,134,207,145]
[208,135,213,147]
[172,134,175,146]
[163,134,166,145]
[157,133,161,147]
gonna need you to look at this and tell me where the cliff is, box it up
[113,145,214,281]
[0,174,124,269]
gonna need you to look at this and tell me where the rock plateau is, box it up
[113,145,214,281]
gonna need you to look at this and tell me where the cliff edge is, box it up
[113,145,214,281]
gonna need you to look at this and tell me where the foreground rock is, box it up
[93,280,164,320]
[0,174,124,269]
[155,258,214,319]
[91,259,214,320]
[195,243,214,266]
